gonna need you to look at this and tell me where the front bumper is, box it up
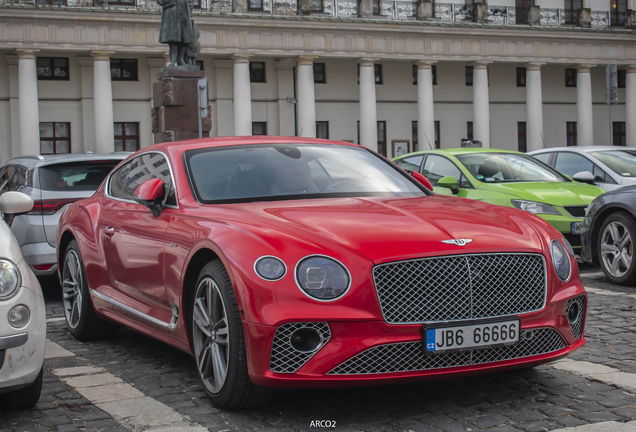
[243,291,587,389]
[580,228,594,264]
[537,214,583,249]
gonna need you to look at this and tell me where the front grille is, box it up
[567,296,586,340]
[564,206,587,218]
[328,327,566,375]
[564,234,582,248]
[373,254,546,324]
[269,322,331,374]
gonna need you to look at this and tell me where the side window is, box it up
[0,166,17,195]
[109,153,176,206]
[395,155,424,172]
[532,152,552,166]
[593,165,618,185]
[554,152,594,178]
[422,155,462,187]
[10,168,27,191]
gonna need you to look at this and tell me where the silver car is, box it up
[0,153,130,276]
[529,146,636,192]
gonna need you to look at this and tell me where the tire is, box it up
[189,260,273,409]
[597,211,636,286]
[62,240,119,340]
[6,367,43,409]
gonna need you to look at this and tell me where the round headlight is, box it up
[551,240,571,282]
[295,256,351,301]
[254,256,286,281]
[0,259,21,300]
[8,305,30,328]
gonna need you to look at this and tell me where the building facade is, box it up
[1,0,635,162]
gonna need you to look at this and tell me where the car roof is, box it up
[3,152,132,170]
[529,146,628,154]
[396,148,524,158]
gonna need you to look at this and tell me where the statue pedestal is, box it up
[151,69,211,144]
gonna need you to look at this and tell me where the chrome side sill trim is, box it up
[0,333,28,350]
[90,289,179,331]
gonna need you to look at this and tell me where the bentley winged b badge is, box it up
[441,239,473,246]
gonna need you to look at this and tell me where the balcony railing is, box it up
[5,0,632,28]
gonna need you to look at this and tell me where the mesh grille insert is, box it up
[269,322,331,374]
[329,327,566,375]
[567,296,586,340]
[564,206,587,218]
[373,254,546,324]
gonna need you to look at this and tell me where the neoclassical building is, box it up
[0,0,635,162]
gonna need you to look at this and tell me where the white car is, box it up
[529,146,636,192]
[0,191,46,408]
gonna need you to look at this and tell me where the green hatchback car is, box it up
[393,148,605,250]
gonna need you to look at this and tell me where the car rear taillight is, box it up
[33,264,54,271]
[28,198,80,216]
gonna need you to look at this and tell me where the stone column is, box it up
[276,59,296,137]
[78,56,94,153]
[576,64,594,147]
[92,51,115,154]
[359,58,378,152]
[473,1,488,23]
[233,54,252,136]
[214,59,234,137]
[526,63,544,152]
[297,56,317,138]
[358,0,373,18]
[578,0,591,27]
[17,49,40,156]
[416,0,433,20]
[626,66,636,147]
[628,0,636,28]
[415,61,436,150]
[5,54,19,160]
[473,62,490,148]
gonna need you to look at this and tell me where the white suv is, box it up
[0,191,45,408]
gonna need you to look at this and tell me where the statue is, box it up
[156,0,197,68]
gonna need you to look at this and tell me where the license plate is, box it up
[422,318,520,354]
[571,222,583,234]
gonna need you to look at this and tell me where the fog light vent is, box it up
[270,322,331,374]
[566,296,586,340]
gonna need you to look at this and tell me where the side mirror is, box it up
[0,191,34,226]
[572,171,596,185]
[411,172,433,191]
[438,176,460,195]
[134,178,165,217]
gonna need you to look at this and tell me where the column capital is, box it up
[626,65,636,74]
[359,57,378,67]
[297,55,319,66]
[472,61,491,70]
[414,60,436,69]
[526,63,544,71]
[275,59,296,71]
[77,56,94,67]
[91,50,115,61]
[576,64,596,73]
[16,49,39,60]
[232,53,253,64]
[147,56,169,68]
[5,54,18,66]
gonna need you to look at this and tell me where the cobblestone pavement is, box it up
[3,263,636,432]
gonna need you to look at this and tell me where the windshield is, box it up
[39,161,120,191]
[591,150,636,177]
[456,153,566,183]
[185,144,426,203]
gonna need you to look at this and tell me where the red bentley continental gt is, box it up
[57,137,587,409]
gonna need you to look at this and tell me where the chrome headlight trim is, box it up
[0,259,21,301]
[511,200,561,216]
[551,239,572,282]
[294,255,352,302]
[254,255,287,282]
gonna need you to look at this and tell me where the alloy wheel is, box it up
[601,221,634,278]
[63,250,83,329]
[192,277,230,394]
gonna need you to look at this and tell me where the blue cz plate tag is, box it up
[422,317,520,355]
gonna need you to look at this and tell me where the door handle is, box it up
[103,227,115,237]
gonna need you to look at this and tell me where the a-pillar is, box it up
[276,59,295,136]
[297,56,317,138]
[526,63,544,152]
[415,61,436,150]
[359,58,378,152]
[626,66,636,147]
[473,62,490,148]
[233,54,252,136]
[92,51,115,154]
[576,64,594,146]
[17,49,40,156]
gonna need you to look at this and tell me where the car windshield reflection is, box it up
[185,144,426,203]
[591,150,636,177]
[456,153,566,183]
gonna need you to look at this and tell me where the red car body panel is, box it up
[57,136,587,388]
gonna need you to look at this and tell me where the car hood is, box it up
[220,196,544,264]
[0,220,23,265]
[479,181,604,206]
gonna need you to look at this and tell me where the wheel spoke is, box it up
[70,299,79,326]
[211,343,227,390]
[602,243,619,255]
[63,290,77,301]
[620,252,633,270]
[211,284,220,325]
[198,344,211,377]
[609,223,621,244]
[611,255,622,275]
[194,299,211,335]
